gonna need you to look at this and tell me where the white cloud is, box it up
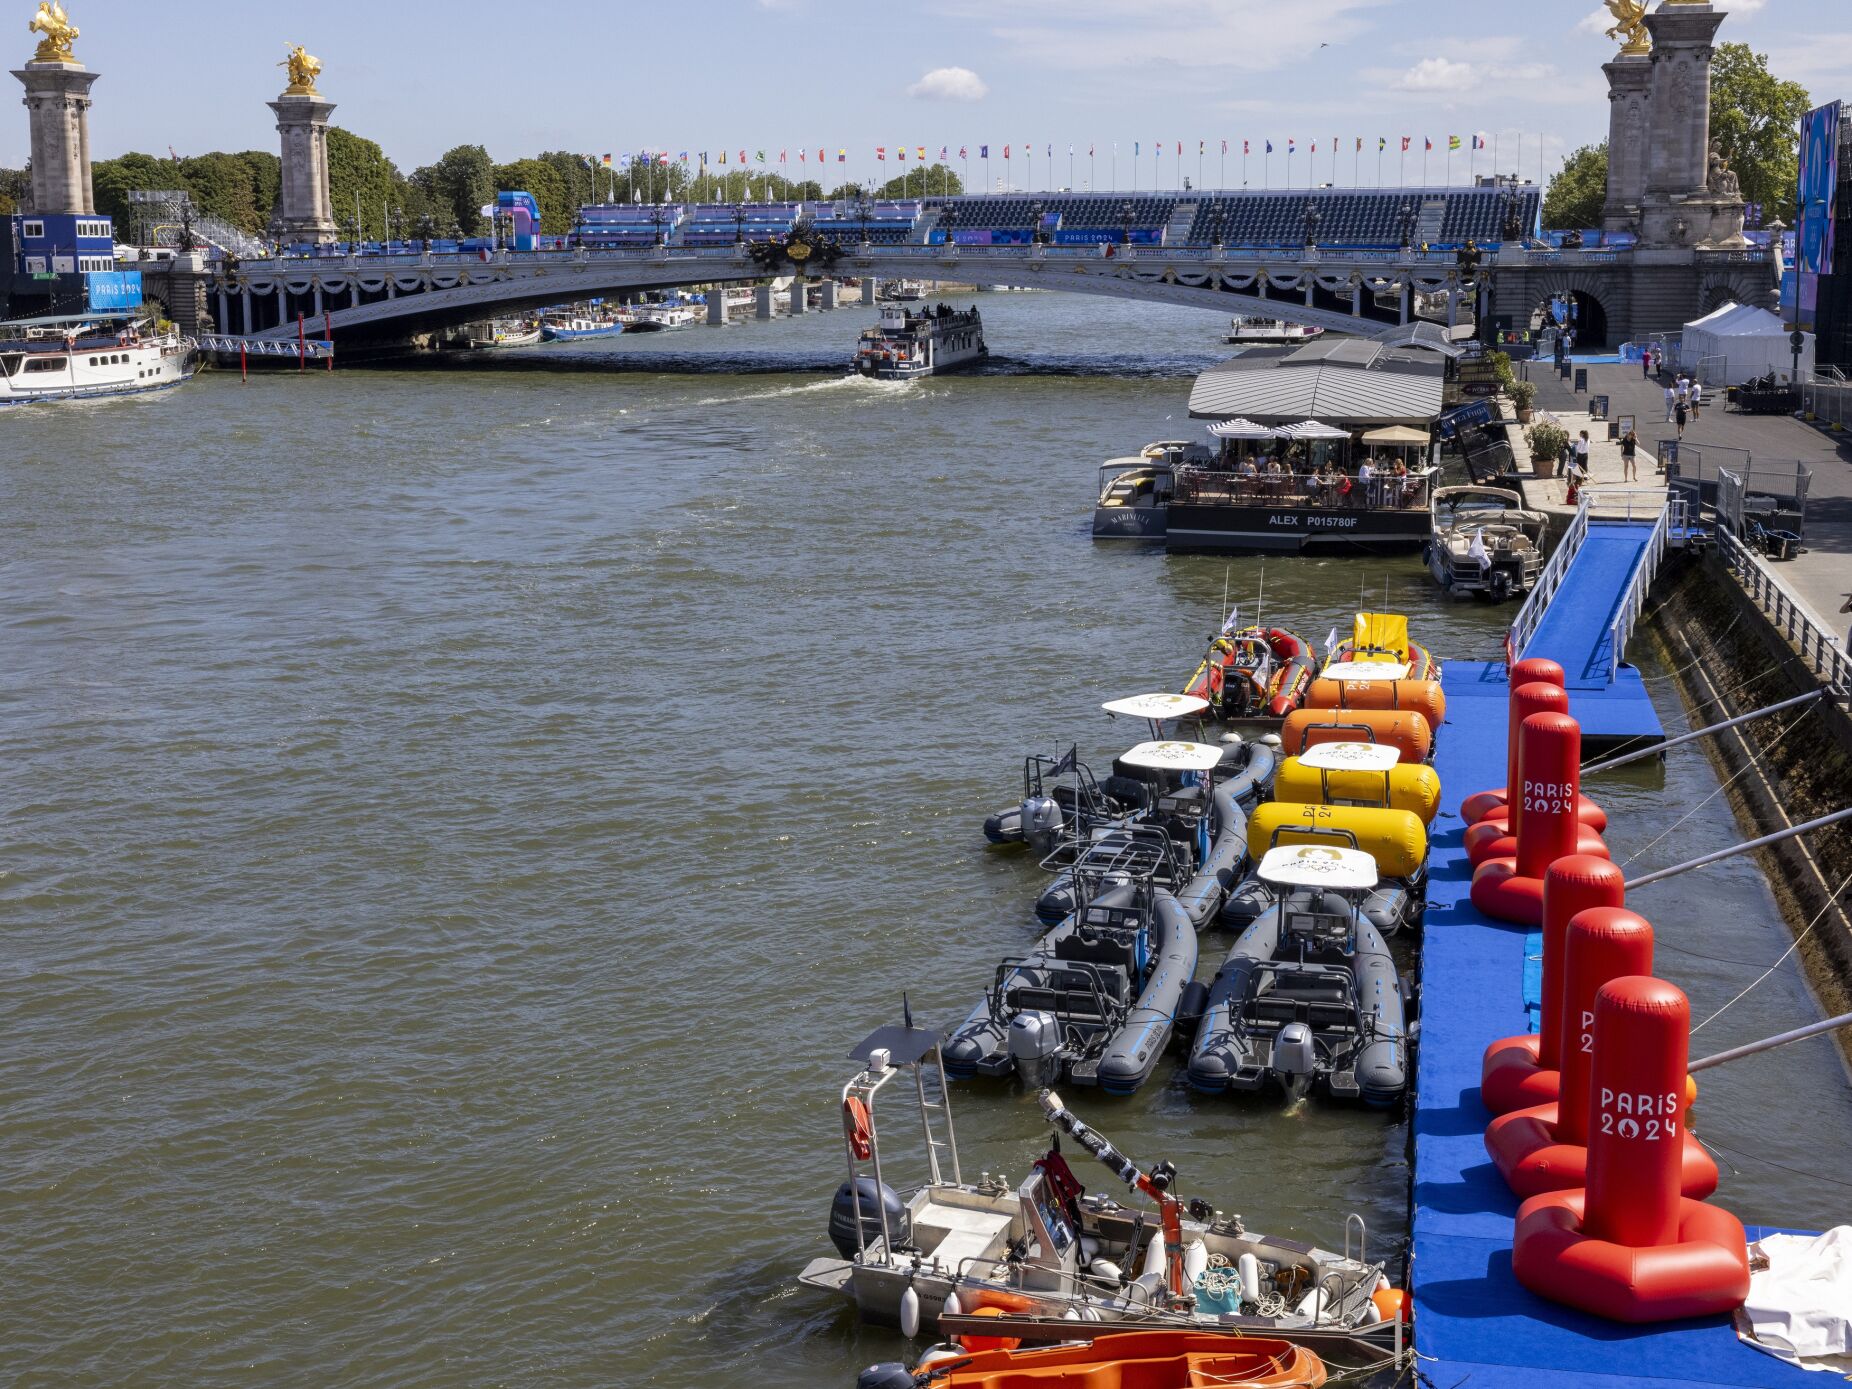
[1575,8,1612,36]
[907,67,989,102]
[1397,57,1477,92]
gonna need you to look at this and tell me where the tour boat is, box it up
[880,279,927,302]
[539,313,622,341]
[618,303,699,332]
[1426,486,1547,602]
[469,320,542,349]
[1225,317,1325,347]
[801,1019,1403,1371]
[853,303,987,379]
[0,315,193,404]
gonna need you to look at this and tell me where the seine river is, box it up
[3,292,1848,1385]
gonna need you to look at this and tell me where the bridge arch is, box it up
[1525,269,1618,348]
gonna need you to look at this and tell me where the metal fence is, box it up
[1800,378,1852,430]
[1508,496,1589,660]
[1717,527,1850,696]
[1598,489,1681,679]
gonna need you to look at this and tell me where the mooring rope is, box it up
[1690,866,1852,1034]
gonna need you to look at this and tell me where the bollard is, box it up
[1472,713,1605,925]
[1479,855,1626,1115]
[1512,976,1750,1323]
[1486,909,1715,1198]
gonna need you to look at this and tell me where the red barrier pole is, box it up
[1555,907,1654,1145]
[1584,976,1689,1246]
[240,342,247,382]
[1515,712,1583,881]
[1537,856,1628,1069]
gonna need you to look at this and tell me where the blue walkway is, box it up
[1523,523,1653,689]
[1412,664,1806,1387]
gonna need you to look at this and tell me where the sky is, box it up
[10,0,1846,193]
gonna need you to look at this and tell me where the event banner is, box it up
[1797,101,1841,276]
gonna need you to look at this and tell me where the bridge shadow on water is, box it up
[374,349,1223,380]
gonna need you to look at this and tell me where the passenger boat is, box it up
[853,303,987,379]
[539,313,622,341]
[802,1033,1401,1364]
[0,314,192,404]
[880,278,927,302]
[468,320,542,349]
[1323,613,1441,683]
[618,302,699,332]
[1189,844,1411,1105]
[1090,443,1197,541]
[1225,317,1325,347]
[860,1331,1328,1388]
[1426,486,1547,602]
[1185,620,1318,721]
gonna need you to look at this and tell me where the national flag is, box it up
[1311,140,1317,154]
[1400,136,1411,151]
[1005,144,1012,158]
[1472,134,1486,150]
[1175,140,1182,155]
[1244,140,1250,155]
[959,145,967,159]
[1264,140,1272,154]
[1425,137,1433,151]
[979,144,989,158]
[1134,142,1139,156]
[1221,139,1228,154]
[898,145,907,161]
[876,146,886,160]
[679,152,689,163]
[1089,143,1095,157]
[755,148,766,162]
[778,149,786,163]
[1379,136,1387,151]
[1287,139,1295,154]
[738,149,746,163]
[1047,143,1053,158]
[917,145,926,160]
[837,149,846,162]
[1199,140,1205,154]
[602,153,613,167]
[719,150,727,164]
[1355,137,1363,152]
[582,155,594,169]
[817,148,824,162]
[1448,135,1461,152]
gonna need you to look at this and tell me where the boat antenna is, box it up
[1221,565,1230,629]
[1256,560,1265,631]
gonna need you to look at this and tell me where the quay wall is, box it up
[1644,549,1852,1049]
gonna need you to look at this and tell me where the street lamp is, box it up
[1030,198,1045,245]
[1398,199,1414,249]
[940,198,957,247]
[651,204,665,248]
[735,202,746,244]
[1303,200,1321,248]
[1120,199,1133,245]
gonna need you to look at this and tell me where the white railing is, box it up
[1604,491,1679,679]
[1717,528,1851,696]
[1508,498,1589,662]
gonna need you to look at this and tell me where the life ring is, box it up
[966,1287,1038,1315]
[956,1305,1021,1353]
[843,1096,874,1160]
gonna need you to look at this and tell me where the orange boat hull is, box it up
[928,1330,1328,1387]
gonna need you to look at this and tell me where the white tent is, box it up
[1680,302,1813,387]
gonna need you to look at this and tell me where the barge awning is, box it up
[1188,339,1445,427]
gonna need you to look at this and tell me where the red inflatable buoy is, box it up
[1465,817,1609,867]
[1460,662,1607,831]
[1512,976,1750,1323]
[1479,855,1627,1115]
[1472,713,1601,925]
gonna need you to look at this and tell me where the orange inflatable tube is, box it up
[1281,707,1433,764]
[1305,676,1446,727]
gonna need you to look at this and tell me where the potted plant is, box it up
[1525,420,1568,478]
[1509,378,1538,423]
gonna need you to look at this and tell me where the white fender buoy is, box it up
[1375,1272,1392,1293]
[1295,1287,1329,1321]
[1238,1253,1262,1304]
[1141,1232,1167,1280]
[1090,1259,1122,1285]
[1128,1270,1166,1306]
[1362,1293,1383,1324]
[899,1285,921,1338]
[942,1288,962,1318]
[1182,1238,1209,1285]
[1079,1303,1102,1322]
[1063,1306,1080,1321]
[918,1345,963,1369]
[1079,1235,1101,1265]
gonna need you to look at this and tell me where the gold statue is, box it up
[1604,0,1650,56]
[278,43,321,96]
[27,1,78,62]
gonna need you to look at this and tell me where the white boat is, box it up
[0,315,193,404]
[619,303,700,332]
[470,321,542,349]
[798,1018,1403,1370]
[880,279,927,302]
[853,304,986,379]
[1427,485,1547,601]
[1224,317,1325,347]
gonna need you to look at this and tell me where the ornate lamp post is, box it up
[1303,200,1321,249]
[1120,199,1133,246]
[1030,198,1045,245]
[735,202,746,244]
[1398,198,1415,250]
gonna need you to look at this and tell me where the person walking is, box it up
[1663,382,1677,423]
[1620,427,1639,481]
[1675,397,1689,437]
[1690,378,1703,420]
[1574,428,1591,479]
[1641,346,1652,379]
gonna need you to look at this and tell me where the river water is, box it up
[3,292,1848,1386]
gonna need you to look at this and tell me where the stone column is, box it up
[788,276,807,314]
[1642,3,1724,198]
[819,279,837,311]
[862,277,879,304]
[269,93,339,243]
[755,283,773,319]
[1601,56,1652,233]
[707,290,725,326]
[13,60,99,214]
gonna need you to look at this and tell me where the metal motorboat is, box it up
[800,1030,1402,1366]
[1426,486,1546,601]
[1189,845,1412,1106]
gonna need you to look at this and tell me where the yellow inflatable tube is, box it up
[1248,802,1430,879]
[1276,756,1443,824]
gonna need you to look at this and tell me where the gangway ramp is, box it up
[1523,523,1653,687]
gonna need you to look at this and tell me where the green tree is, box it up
[873,164,962,198]
[90,151,170,231]
[179,151,260,232]
[412,143,494,235]
[326,127,405,240]
[1709,41,1811,215]
[1542,141,1608,231]
[492,157,572,234]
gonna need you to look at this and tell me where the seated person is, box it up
[1238,455,1259,478]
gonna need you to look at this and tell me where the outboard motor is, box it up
[1008,1009,1064,1087]
[830,1176,911,1258]
[856,1366,915,1389]
[1274,1022,1318,1099]
[1023,795,1064,856]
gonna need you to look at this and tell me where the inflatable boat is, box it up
[802,1040,1398,1354]
[864,1332,1330,1389]
[1324,612,1441,683]
[1185,623,1318,721]
[1033,736,1278,927]
[943,849,1199,1095]
[1223,799,1429,936]
[1189,845,1411,1105]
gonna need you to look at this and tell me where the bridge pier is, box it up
[217,285,229,334]
[707,290,725,326]
[788,276,807,315]
[820,279,837,311]
[755,283,773,320]
[241,285,252,336]
[862,277,878,305]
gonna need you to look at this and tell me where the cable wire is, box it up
[1691,867,1852,1034]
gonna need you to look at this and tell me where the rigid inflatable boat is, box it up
[943,846,1198,1094]
[1185,622,1318,721]
[1189,846,1410,1105]
[803,1044,1400,1360]
[1324,612,1441,683]
[1223,799,1429,936]
[1034,737,1278,927]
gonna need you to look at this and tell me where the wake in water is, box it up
[388,349,1216,380]
[687,375,915,409]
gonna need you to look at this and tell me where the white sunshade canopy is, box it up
[1274,419,1353,441]
[1102,692,1211,721]
[1259,843,1380,890]
[1120,739,1225,773]
[1208,417,1278,440]
[1324,660,1411,682]
[1297,741,1402,772]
